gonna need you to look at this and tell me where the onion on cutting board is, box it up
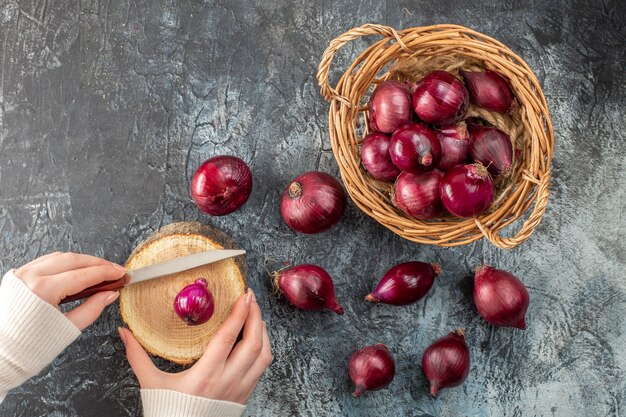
[119,222,246,364]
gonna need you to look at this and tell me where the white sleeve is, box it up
[0,270,81,402]
[141,389,246,417]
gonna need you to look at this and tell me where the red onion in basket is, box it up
[348,344,395,397]
[392,171,444,219]
[366,262,441,305]
[473,265,529,329]
[281,172,346,234]
[174,279,215,326]
[273,264,343,314]
[361,132,401,182]
[440,164,494,217]
[412,71,469,125]
[435,123,470,171]
[191,156,253,216]
[389,123,441,173]
[460,69,513,113]
[469,124,513,176]
[368,80,413,133]
[422,329,470,396]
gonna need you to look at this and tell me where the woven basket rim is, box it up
[316,23,554,249]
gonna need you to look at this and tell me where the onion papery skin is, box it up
[412,71,469,125]
[273,264,344,314]
[389,123,441,173]
[174,279,215,326]
[473,265,529,329]
[392,171,444,220]
[460,69,513,113]
[369,80,413,133]
[421,329,470,396]
[440,164,494,218]
[436,123,470,171]
[361,132,401,182]
[366,262,441,305]
[468,125,514,177]
[348,344,396,397]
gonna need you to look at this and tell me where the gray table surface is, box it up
[0,0,624,416]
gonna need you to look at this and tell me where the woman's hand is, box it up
[14,252,127,330]
[119,289,272,405]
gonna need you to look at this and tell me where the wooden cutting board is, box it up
[119,222,247,364]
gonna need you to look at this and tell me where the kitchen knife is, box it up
[60,249,245,304]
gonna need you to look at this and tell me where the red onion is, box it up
[190,156,253,216]
[348,344,395,397]
[473,265,529,329]
[460,69,513,113]
[368,80,413,133]
[392,171,443,219]
[440,164,494,218]
[281,172,346,234]
[361,133,401,182]
[412,71,469,125]
[421,329,470,396]
[469,125,513,176]
[366,262,441,305]
[436,123,470,170]
[389,123,441,173]
[273,264,344,314]
[174,279,215,326]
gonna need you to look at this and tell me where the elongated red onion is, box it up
[436,123,470,170]
[174,279,215,326]
[460,69,513,113]
[440,164,494,217]
[366,262,441,305]
[473,265,529,329]
[191,156,253,216]
[389,123,441,173]
[348,344,395,397]
[392,171,443,219]
[469,125,513,176]
[412,71,469,125]
[281,172,346,234]
[422,329,470,396]
[361,133,401,182]
[273,264,343,314]
[368,80,413,133]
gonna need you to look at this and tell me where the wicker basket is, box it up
[316,24,554,249]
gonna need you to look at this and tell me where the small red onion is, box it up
[281,172,346,234]
[361,133,401,182]
[473,265,529,329]
[273,264,343,314]
[460,69,513,113]
[412,71,469,125]
[368,80,413,133]
[366,262,441,305]
[348,344,395,397]
[190,156,253,216]
[469,125,513,176]
[174,279,215,326]
[421,329,470,396]
[389,123,441,173]
[440,164,494,218]
[392,171,444,219]
[436,123,470,171]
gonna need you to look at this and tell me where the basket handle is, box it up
[476,171,551,249]
[316,24,412,107]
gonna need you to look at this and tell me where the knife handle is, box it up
[60,277,127,304]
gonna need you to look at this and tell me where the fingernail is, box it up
[245,288,253,305]
[251,290,257,303]
[111,263,127,272]
[105,291,120,304]
[117,327,127,344]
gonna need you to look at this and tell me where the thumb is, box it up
[118,327,162,387]
[65,291,120,330]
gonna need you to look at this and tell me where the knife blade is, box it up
[60,249,245,304]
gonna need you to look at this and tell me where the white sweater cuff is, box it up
[0,270,81,398]
[141,389,246,417]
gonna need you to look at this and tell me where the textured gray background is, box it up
[0,0,624,416]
